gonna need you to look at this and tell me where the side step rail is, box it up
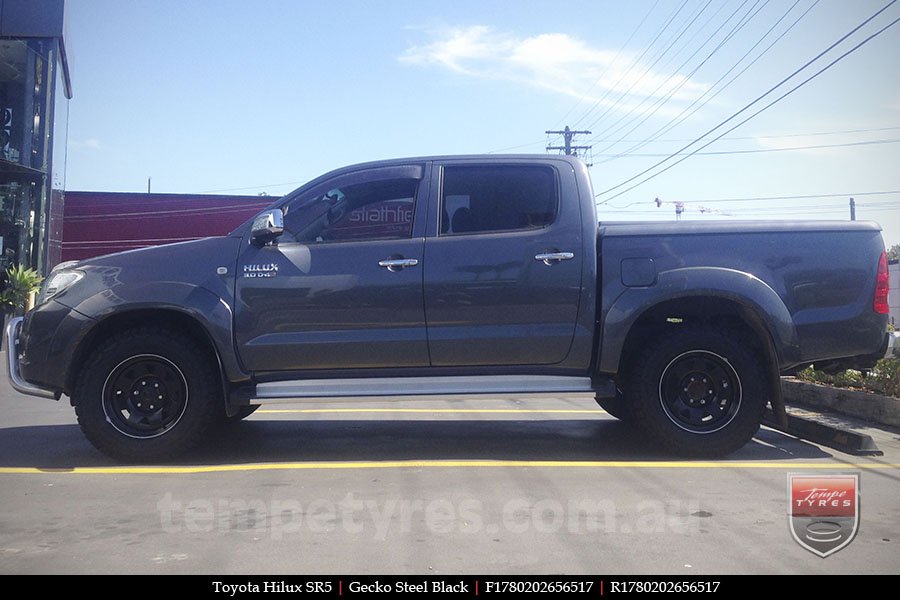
[231,375,615,405]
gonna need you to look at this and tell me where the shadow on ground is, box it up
[0,417,833,468]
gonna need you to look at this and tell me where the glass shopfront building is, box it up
[0,0,71,274]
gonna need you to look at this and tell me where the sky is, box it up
[62,0,900,247]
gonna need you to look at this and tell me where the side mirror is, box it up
[251,209,284,246]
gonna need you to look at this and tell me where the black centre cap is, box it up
[686,378,709,402]
[131,377,166,410]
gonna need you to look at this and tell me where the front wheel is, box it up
[630,328,768,456]
[74,328,221,461]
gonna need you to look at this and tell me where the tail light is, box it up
[874,251,889,314]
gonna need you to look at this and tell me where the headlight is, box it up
[39,269,84,304]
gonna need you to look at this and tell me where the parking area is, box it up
[0,368,898,574]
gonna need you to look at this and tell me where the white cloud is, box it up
[69,138,102,150]
[399,26,709,116]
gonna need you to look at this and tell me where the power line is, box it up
[595,1,900,202]
[605,200,900,211]
[65,203,270,220]
[588,0,768,147]
[487,124,900,156]
[572,0,693,129]
[556,0,662,128]
[602,202,900,215]
[605,189,900,208]
[731,203,900,213]
[592,137,900,157]
[587,124,900,143]
[196,181,306,194]
[601,204,900,221]
[582,0,716,133]
[486,139,548,154]
[595,0,820,165]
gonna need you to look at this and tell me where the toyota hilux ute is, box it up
[6,155,892,461]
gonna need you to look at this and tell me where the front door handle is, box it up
[378,258,419,272]
[534,252,574,266]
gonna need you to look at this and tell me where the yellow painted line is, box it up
[258,408,602,414]
[0,461,898,475]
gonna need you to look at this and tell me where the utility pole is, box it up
[546,125,592,158]
[849,197,856,221]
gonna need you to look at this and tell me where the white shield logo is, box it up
[788,474,859,558]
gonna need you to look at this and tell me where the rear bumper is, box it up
[789,331,894,374]
[5,316,58,399]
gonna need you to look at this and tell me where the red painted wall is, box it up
[62,192,277,262]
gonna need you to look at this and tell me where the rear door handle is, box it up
[378,258,419,271]
[534,252,574,265]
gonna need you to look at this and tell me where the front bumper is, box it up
[5,316,58,399]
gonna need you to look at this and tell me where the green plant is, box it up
[887,243,900,262]
[0,264,43,314]
[867,358,900,397]
[797,359,900,398]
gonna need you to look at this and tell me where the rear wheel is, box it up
[74,328,220,461]
[630,328,768,456]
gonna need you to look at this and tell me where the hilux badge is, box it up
[243,263,279,278]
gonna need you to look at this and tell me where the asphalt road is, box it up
[0,361,898,574]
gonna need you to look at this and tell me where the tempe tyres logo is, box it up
[788,474,859,557]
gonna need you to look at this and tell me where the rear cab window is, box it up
[440,166,558,235]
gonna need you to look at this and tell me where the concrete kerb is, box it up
[782,378,900,428]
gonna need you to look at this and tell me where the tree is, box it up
[888,243,900,262]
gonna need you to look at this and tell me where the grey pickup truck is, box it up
[6,155,892,461]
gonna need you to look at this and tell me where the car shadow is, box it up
[0,418,833,468]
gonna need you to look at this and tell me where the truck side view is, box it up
[6,155,893,461]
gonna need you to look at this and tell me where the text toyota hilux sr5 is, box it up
[6,156,892,461]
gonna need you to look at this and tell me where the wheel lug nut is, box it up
[158,395,163,400]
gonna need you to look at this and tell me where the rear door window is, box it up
[440,166,557,235]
